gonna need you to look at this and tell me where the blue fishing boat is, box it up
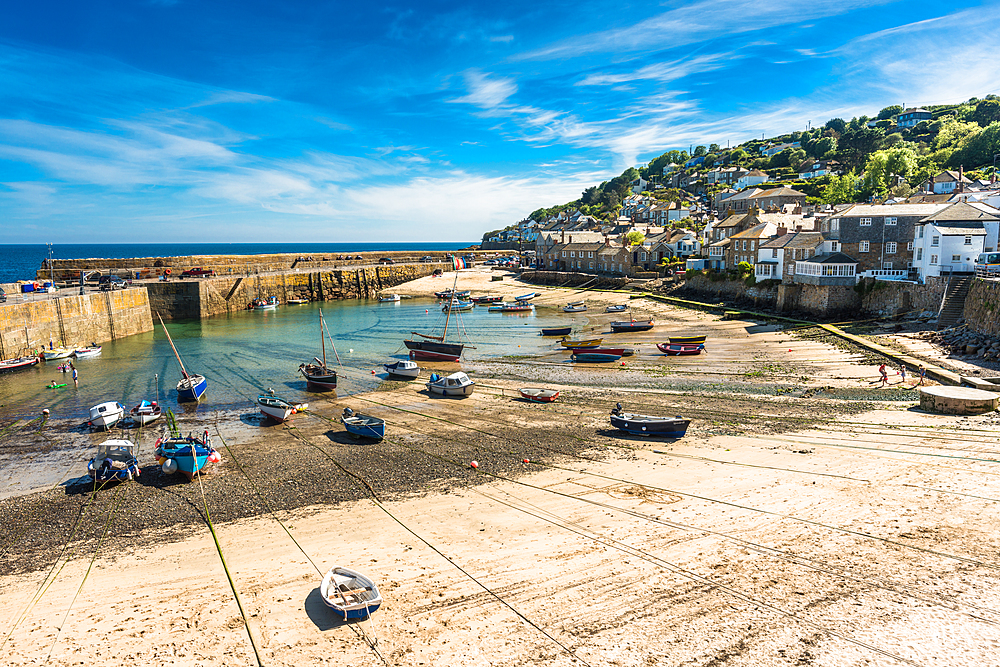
[87,439,141,483]
[541,326,572,336]
[610,403,690,438]
[341,408,386,441]
[321,567,383,620]
[514,292,539,302]
[157,313,208,402]
[154,428,220,481]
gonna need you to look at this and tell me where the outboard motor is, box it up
[611,402,623,416]
[343,407,354,417]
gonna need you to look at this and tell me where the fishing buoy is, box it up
[788,349,793,352]
[522,458,529,464]
[621,361,626,366]
[349,349,354,353]
[425,309,429,313]
[371,369,376,374]
[162,459,178,475]
[470,461,479,469]
[42,409,50,416]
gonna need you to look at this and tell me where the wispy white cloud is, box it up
[448,70,518,109]
[576,55,730,87]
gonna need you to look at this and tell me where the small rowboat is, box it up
[442,300,474,312]
[657,343,705,356]
[129,400,162,425]
[287,298,309,304]
[258,394,307,422]
[177,374,208,401]
[435,289,470,299]
[321,567,383,621]
[379,293,401,302]
[514,292,539,302]
[42,347,74,361]
[341,407,385,440]
[541,326,572,336]
[669,335,707,345]
[559,338,602,349]
[471,295,502,303]
[0,356,40,373]
[563,304,587,312]
[501,303,532,312]
[610,403,690,438]
[610,320,654,333]
[253,296,279,310]
[74,346,102,358]
[519,388,559,402]
[572,351,622,363]
[605,304,628,313]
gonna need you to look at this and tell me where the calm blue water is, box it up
[0,299,587,420]
[0,243,475,284]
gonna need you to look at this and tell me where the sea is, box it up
[0,243,475,285]
[0,296,585,421]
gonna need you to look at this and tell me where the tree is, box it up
[769,149,794,169]
[730,148,749,165]
[693,145,707,156]
[861,146,918,198]
[933,116,981,151]
[825,118,847,133]
[810,136,837,158]
[973,100,1000,128]
[709,143,720,153]
[951,121,1000,169]
[877,105,904,120]
[625,231,645,246]
[821,172,861,204]
[836,125,885,170]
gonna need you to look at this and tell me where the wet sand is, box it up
[3,268,1000,666]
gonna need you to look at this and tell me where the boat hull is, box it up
[404,340,463,361]
[0,356,40,373]
[384,363,420,380]
[610,321,654,333]
[176,374,208,401]
[610,413,690,438]
[89,402,125,429]
[519,388,559,402]
[342,416,386,440]
[155,434,217,481]
[321,567,383,620]
[74,347,102,358]
[514,292,538,301]
[563,306,587,312]
[657,343,705,356]
[260,404,294,422]
[605,305,628,313]
[42,349,74,360]
[560,339,602,349]
[129,405,162,425]
[541,327,572,336]
[426,384,475,397]
[572,352,622,362]
[300,364,338,391]
[669,335,707,345]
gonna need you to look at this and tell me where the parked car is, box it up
[421,255,435,262]
[180,267,216,278]
[0,287,6,303]
[98,275,128,290]
[355,255,363,260]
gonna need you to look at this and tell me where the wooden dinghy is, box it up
[519,388,559,402]
[321,567,383,620]
[540,326,572,336]
[257,394,307,422]
[656,343,705,356]
[669,335,707,345]
[610,320,654,333]
[559,338,602,349]
[605,304,628,313]
[563,303,587,312]
[341,408,386,440]
[571,351,622,362]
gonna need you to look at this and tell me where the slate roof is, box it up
[919,202,1000,222]
[749,186,807,199]
[729,221,775,239]
[837,203,949,217]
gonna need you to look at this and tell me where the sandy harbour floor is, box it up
[3,268,1000,667]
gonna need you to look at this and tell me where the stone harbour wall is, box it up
[963,279,1000,337]
[860,277,947,318]
[148,263,449,319]
[519,271,631,290]
[0,288,153,358]
[679,274,779,308]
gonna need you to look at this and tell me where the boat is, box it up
[563,303,587,312]
[669,335,707,345]
[405,258,468,362]
[41,347,74,361]
[154,427,220,481]
[501,303,532,312]
[442,299,474,312]
[426,372,475,397]
[89,401,125,429]
[470,295,502,303]
[129,400,163,425]
[541,326,572,337]
[657,343,705,356]
[157,313,208,402]
[514,292,539,302]
[87,439,141,483]
[571,351,622,362]
[487,304,505,312]
[300,309,339,391]
[519,388,559,402]
[610,320,654,333]
[73,346,102,358]
[0,356,40,373]
[252,296,279,310]
[605,305,628,313]
[384,360,420,380]
[341,407,386,440]
[610,403,691,438]
[434,289,470,299]
[287,298,310,305]
[559,338,603,349]
[320,567,383,621]
[379,294,401,302]
[257,393,307,422]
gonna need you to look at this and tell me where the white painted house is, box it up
[911,203,1000,281]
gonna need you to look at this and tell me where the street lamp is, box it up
[46,243,55,296]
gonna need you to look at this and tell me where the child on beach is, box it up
[71,363,78,388]
[899,364,907,385]
[918,365,926,386]
[878,363,888,387]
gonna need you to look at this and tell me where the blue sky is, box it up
[1,0,999,242]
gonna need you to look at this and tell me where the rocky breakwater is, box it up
[920,323,1000,362]
[149,263,449,319]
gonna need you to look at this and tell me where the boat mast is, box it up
[156,313,190,380]
[441,262,460,343]
[319,308,327,367]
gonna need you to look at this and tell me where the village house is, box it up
[762,141,801,158]
[726,219,780,270]
[747,186,808,212]
[756,231,824,283]
[896,108,932,128]
[734,169,770,190]
[798,159,841,180]
[911,202,1000,281]
[922,170,973,194]
[717,188,763,215]
[792,251,860,286]
[821,203,946,275]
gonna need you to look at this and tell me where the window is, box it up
[570,251,575,257]
[883,261,893,270]
[742,240,747,250]
[641,252,647,261]
[931,254,938,265]
[859,241,870,253]
[917,248,923,260]
[831,218,840,230]
[965,236,972,245]
[907,241,913,251]
[831,242,839,252]
[750,241,755,251]
[860,217,872,226]
[772,249,778,258]
[589,262,594,269]
[932,236,939,247]
[886,242,897,254]
[562,251,567,257]
[885,217,897,226]
[952,254,961,262]
[918,227,924,238]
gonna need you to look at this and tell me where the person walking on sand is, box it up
[878,363,888,387]
[918,365,927,386]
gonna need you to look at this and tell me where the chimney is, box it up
[795,225,802,232]
[958,165,964,193]
[776,226,788,237]
[561,230,565,243]
[569,235,573,244]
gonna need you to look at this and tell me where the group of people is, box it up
[878,362,926,388]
